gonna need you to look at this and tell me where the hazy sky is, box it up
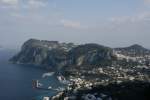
[0,0,150,49]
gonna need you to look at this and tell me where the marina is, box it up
[32,79,66,92]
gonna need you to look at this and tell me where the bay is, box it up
[0,49,58,100]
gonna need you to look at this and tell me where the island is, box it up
[10,39,150,100]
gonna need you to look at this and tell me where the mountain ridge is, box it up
[10,39,150,69]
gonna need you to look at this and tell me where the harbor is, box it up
[32,72,67,100]
[32,79,66,91]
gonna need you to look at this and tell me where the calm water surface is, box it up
[0,49,58,100]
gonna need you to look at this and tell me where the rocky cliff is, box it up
[10,39,150,69]
[10,39,115,69]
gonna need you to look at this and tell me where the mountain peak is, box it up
[115,44,148,51]
[130,44,142,47]
[129,44,145,50]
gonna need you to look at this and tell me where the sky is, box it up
[0,0,150,49]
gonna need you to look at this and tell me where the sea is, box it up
[0,49,62,100]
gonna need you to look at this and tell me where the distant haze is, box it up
[0,0,150,49]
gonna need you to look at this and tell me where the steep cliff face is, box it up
[10,39,115,69]
[68,44,115,66]
[10,39,74,69]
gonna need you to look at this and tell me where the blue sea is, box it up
[0,49,61,100]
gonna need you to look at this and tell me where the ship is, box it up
[32,80,43,89]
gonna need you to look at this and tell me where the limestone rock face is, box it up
[68,44,114,66]
[10,39,115,69]
[10,39,74,68]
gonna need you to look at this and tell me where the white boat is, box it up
[57,75,70,84]
[32,80,43,88]
[57,75,65,81]
[48,86,52,89]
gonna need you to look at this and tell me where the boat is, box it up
[32,80,43,88]
[32,80,40,88]
[57,75,66,81]
[48,86,52,89]
[57,75,70,84]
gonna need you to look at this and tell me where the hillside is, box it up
[115,44,150,57]
[10,39,115,69]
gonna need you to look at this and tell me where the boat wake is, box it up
[42,72,55,78]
